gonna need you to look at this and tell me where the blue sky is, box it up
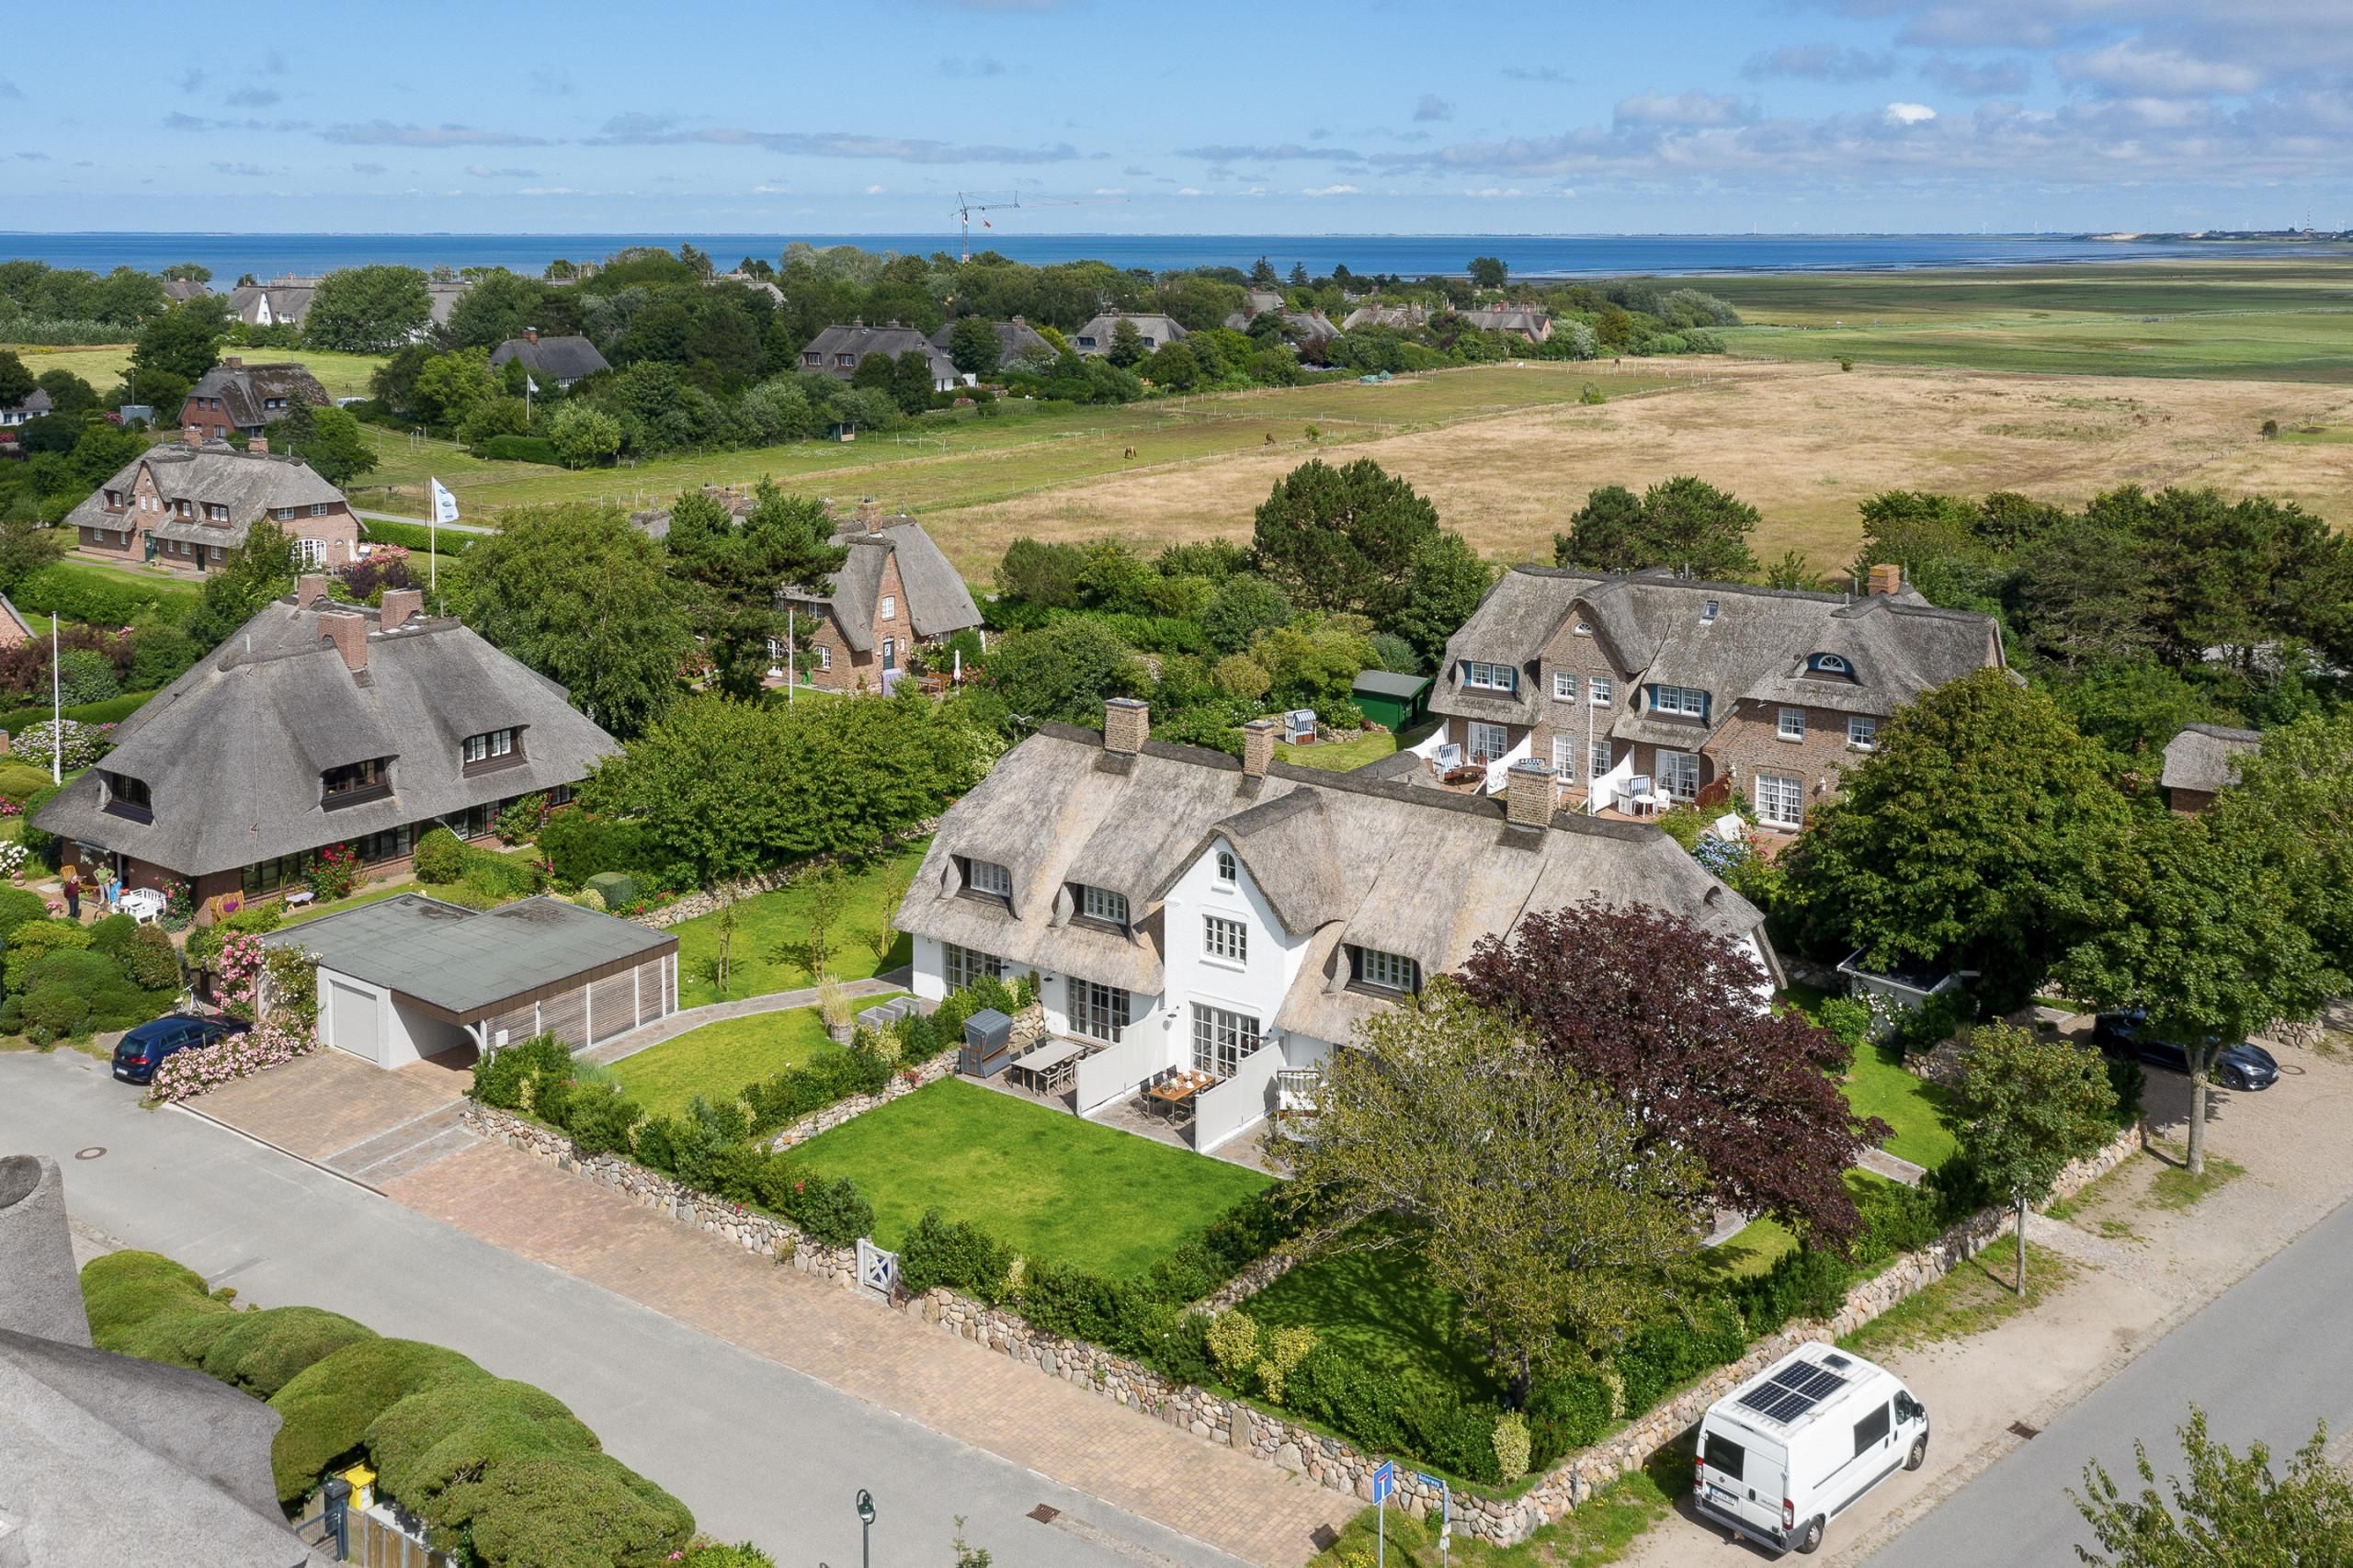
[6,0,2349,235]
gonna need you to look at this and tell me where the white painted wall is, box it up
[1156,835,1314,1085]
[1194,1039,1286,1152]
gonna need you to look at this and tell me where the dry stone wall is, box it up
[629,821,940,930]
[466,1085,2144,1548]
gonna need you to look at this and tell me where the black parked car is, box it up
[2092,1009,2279,1091]
[111,1014,248,1086]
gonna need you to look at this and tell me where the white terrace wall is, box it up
[465,1050,2144,1549]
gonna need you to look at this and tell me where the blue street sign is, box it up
[1418,1473,1449,1525]
[1371,1461,1395,1503]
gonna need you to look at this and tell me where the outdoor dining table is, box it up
[1143,1071,1216,1119]
[1007,1039,1085,1093]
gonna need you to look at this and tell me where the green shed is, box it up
[1351,669,1433,732]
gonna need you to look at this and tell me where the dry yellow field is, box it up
[925,359,2353,581]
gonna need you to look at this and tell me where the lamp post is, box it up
[856,1489,876,1568]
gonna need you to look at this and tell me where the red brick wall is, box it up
[1532,615,1629,790]
[1703,699,1876,829]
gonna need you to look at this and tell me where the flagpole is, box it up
[787,604,795,706]
[49,613,61,786]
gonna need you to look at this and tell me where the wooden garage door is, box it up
[539,983,586,1050]
[329,979,379,1063]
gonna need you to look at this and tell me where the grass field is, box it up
[782,1076,1273,1277]
[668,842,925,1008]
[606,999,905,1120]
[1842,1042,1960,1170]
[0,344,388,400]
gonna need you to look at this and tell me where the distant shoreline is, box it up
[6,232,2347,282]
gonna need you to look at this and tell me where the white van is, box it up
[1693,1341,1930,1555]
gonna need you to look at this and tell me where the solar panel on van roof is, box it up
[1733,1359,1849,1426]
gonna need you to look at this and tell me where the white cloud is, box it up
[1614,90,1751,128]
[1176,186,1202,196]
[1884,102,1939,124]
[752,182,790,194]
[2060,41,2263,97]
[866,183,886,194]
[1091,187,1126,195]
[517,187,577,197]
[1462,187,1526,198]
[1302,183,1361,196]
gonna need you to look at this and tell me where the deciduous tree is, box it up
[451,503,691,737]
[664,483,846,700]
[978,618,1146,724]
[127,298,223,412]
[2072,1408,2353,1567]
[946,316,1001,378]
[1458,899,1881,1243]
[1553,476,1759,580]
[1781,670,2132,1011]
[304,265,433,353]
[274,403,378,488]
[1283,981,1703,1404]
[1387,528,1493,667]
[1107,318,1145,368]
[183,522,295,650]
[1252,458,1442,621]
[1948,1023,2116,1292]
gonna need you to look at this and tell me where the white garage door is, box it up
[329,979,380,1064]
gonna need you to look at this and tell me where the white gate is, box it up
[857,1238,898,1299]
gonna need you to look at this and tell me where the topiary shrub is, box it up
[15,982,92,1043]
[0,886,48,939]
[583,870,640,911]
[412,827,467,883]
[85,913,140,960]
[119,924,184,991]
[364,1376,598,1520]
[80,1250,221,1344]
[267,1337,489,1504]
[109,1305,246,1369]
[200,1305,379,1399]
[0,762,52,803]
[4,919,89,994]
[445,1451,694,1568]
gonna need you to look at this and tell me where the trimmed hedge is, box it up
[478,435,560,464]
[78,1249,218,1342]
[11,562,201,625]
[359,517,479,557]
[202,1305,378,1398]
[269,1337,486,1503]
[0,689,153,738]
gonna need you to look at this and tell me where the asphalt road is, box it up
[1864,1190,2353,1566]
[0,1051,1250,1568]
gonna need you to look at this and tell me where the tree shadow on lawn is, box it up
[1247,1215,1506,1403]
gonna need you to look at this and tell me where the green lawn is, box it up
[0,344,389,401]
[670,842,926,1008]
[1843,1041,1959,1170]
[1707,1215,1800,1280]
[1278,718,1438,775]
[783,1077,1273,1278]
[27,559,206,616]
[608,998,905,1120]
[1247,1214,1506,1403]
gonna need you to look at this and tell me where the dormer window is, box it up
[1808,653,1850,676]
[1075,883,1129,928]
[101,771,153,824]
[1463,661,1518,693]
[1573,619,1593,635]
[322,756,391,808]
[462,728,518,770]
[960,856,1012,903]
[1347,945,1420,995]
[1652,684,1708,719]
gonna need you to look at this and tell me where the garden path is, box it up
[383,1139,1358,1568]
[578,967,914,1067]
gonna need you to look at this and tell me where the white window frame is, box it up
[965,858,1013,900]
[1203,914,1247,965]
[1073,980,1131,1044]
[1658,750,1702,801]
[1215,847,1237,883]
[1778,707,1807,741]
[294,537,327,568]
[1811,653,1849,675]
[767,637,783,676]
[1463,661,1517,693]
[1847,715,1878,750]
[1079,884,1129,926]
[1552,671,1576,701]
[1573,619,1593,635]
[1190,1004,1259,1079]
[1467,721,1512,765]
[1589,739,1613,782]
[1552,734,1576,775]
[1654,685,1707,719]
[1351,946,1418,994]
[815,645,832,671]
[309,503,329,517]
[1589,676,1614,707]
[462,728,514,765]
[1755,772,1805,829]
[879,595,896,620]
[942,941,1006,992]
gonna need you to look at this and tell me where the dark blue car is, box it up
[2093,1009,2279,1091]
[112,1015,248,1086]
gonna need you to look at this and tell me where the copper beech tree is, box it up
[1458,899,1883,1244]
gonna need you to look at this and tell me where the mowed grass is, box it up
[1843,1042,1960,1170]
[1710,260,2353,382]
[1,344,388,400]
[1840,1241,2076,1357]
[669,840,926,1008]
[783,1076,1273,1277]
[607,999,905,1121]
[27,558,206,617]
[1247,1214,1506,1403]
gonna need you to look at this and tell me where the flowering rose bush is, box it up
[12,720,112,772]
[306,842,360,902]
[148,1018,317,1103]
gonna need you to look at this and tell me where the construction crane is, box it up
[951,190,1128,263]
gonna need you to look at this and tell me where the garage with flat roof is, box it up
[265,894,679,1067]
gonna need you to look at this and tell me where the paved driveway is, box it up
[0,1051,1303,1568]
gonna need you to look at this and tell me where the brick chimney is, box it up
[1867,562,1903,597]
[856,497,882,532]
[222,356,243,369]
[248,436,267,454]
[317,610,368,673]
[1505,757,1555,831]
[1104,697,1149,756]
[380,587,424,631]
[1241,716,1278,778]
[181,424,204,448]
[294,574,332,609]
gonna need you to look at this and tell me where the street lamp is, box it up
[856,1489,876,1568]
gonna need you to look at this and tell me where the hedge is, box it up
[0,689,153,737]
[83,1251,696,1566]
[11,562,201,625]
[359,517,480,556]
[478,434,561,464]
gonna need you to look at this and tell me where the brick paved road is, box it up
[387,1140,1358,1567]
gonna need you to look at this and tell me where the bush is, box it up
[0,885,46,939]
[582,869,642,911]
[447,1450,694,1568]
[4,919,89,994]
[118,924,184,990]
[17,782,62,865]
[897,1208,1016,1301]
[480,435,561,464]
[80,1249,219,1344]
[460,847,543,903]
[781,1173,873,1248]
[200,1305,378,1398]
[12,718,109,771]
[54,647,119,705]
[412,827,467,883]
[268,1337,489,1504]
[0,762,52,802]
[358,517,476,557]
[363,1374,598,1520]
[129,624,199,689]
[563,1083,644,1157]
[537,809,651,889]
[469,1032,573,1110]
[109,1304,246,1369]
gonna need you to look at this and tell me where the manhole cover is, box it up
[2008,1420,2040,1440]
[1028,1504,1061,1524]
[74,1147,105,1161]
